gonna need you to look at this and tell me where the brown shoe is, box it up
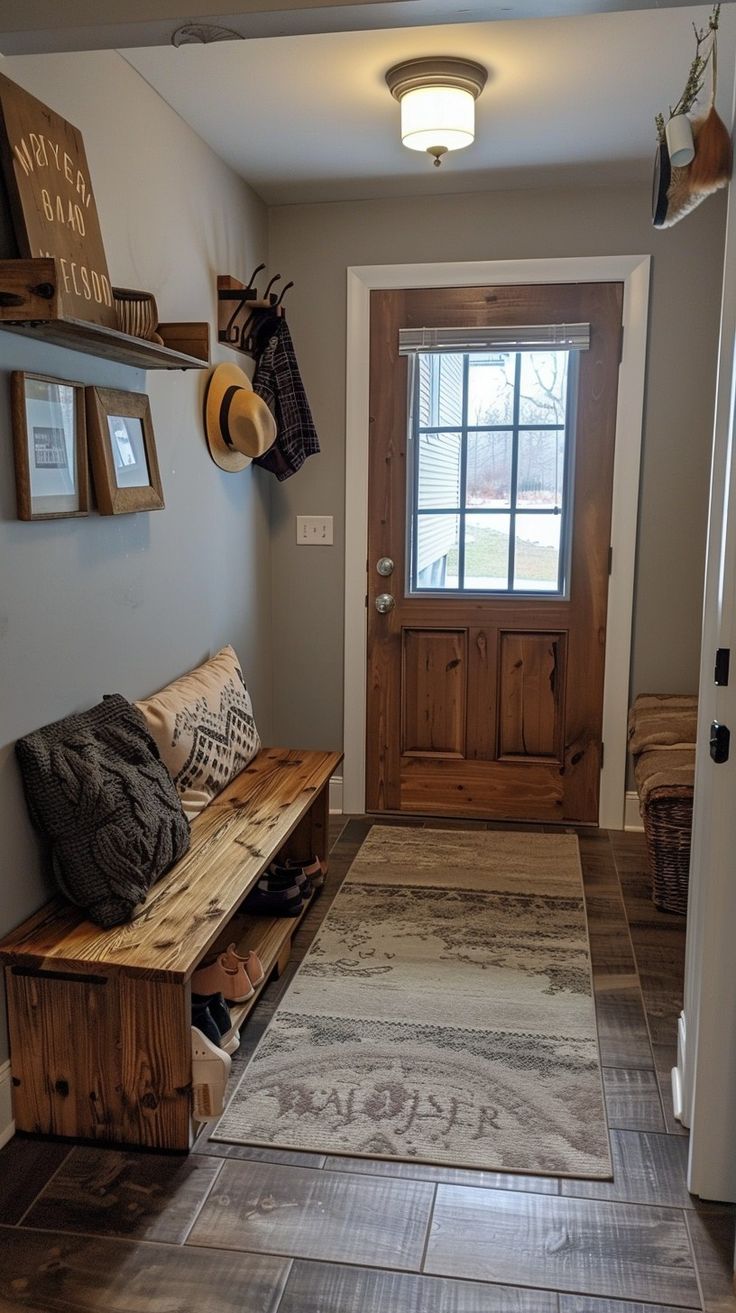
[191,951,254,1003]
[222,943,265,988]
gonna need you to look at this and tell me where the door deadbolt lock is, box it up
[376,557,395,577]
[710,721,730,764]
[375,593,395,614]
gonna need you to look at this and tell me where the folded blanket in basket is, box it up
[16,694,190,927]
[634,747,696,807]
[627,694,698,757]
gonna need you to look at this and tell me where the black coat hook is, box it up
[244,263,266,296]
[263,273,282,303]
[274,280,294,308]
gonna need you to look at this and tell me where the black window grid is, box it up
[408,350,577,596]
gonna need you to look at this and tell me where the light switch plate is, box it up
[296,515,333,545]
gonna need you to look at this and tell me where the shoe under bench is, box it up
[0,747,342,1152]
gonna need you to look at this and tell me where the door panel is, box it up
[366,282,623,823]
[497,630,566,762]
[401,628,467,757]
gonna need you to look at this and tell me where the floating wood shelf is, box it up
[0,259,209,370]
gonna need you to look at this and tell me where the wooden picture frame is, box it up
[86,386,164,515]
[11,371,89,520]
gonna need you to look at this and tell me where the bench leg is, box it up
[6,967,192,1151]
[280,779,331,870]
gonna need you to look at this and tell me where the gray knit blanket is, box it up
[16,694,190,928]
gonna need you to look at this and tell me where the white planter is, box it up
[666,113,695,168]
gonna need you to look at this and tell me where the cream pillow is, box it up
[135,646,260,817]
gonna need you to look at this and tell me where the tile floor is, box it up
[0,818,733,1312]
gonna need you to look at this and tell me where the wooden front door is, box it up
[366,282,623,824]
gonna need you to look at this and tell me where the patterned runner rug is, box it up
[213,827,612,1177]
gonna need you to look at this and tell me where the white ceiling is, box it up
[0,0,718,54]
[124,5,736,204]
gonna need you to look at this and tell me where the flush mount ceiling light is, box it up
[385,57,488,167]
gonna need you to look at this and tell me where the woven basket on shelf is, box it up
[112,286,163,343]
[641,784,694,915]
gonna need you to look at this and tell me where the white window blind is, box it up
[398,323,590,355]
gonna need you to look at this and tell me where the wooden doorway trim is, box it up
[343,255,651,828]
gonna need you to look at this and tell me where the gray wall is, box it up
[0,51,272,1064]
[267,185,728,750]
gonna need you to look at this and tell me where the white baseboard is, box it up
[674,1010,691,1129]
[0,1061,14,1149]
[624,790,644,831]
[329,774,343,814]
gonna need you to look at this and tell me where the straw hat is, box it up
[204,363,277,472]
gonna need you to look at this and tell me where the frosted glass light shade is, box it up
[400,84,475,154]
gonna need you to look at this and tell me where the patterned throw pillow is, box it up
[135,646,261,817]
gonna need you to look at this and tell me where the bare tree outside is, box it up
[466,352,567,507]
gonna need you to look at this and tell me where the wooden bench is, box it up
[0,747,341,1152]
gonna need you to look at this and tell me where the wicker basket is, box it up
[641,784,694,914]
[628,695,697,915]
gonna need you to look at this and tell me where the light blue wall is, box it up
[0,51,273,1066]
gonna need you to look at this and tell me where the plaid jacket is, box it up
[252,318,320,481]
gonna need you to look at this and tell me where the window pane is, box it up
[467,353,515,426]
[418,353,464,428]
[416,514,460,589]
[517,430,565,508]
[464,513,510,590]
[518,351,568,425]
[417,432,462,509]
[466,431,513,508]
[514,513,562,591]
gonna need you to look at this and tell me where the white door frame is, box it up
[343,255,651,827]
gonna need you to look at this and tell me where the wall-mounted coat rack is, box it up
[217,265,293,359]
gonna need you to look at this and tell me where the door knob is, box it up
[377,557,395,577]
[375,593,395,614]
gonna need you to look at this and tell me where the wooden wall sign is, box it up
[0,72,116,328]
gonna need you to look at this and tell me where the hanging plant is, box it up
[652,4,732,229]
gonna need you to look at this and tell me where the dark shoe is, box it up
[191,997,222,1048]
[282,855,327,891]
[256,876,303,901]
[192,992,240,1055]
[265,865,309,890]
[246,887,304,917]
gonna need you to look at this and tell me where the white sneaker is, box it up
[191,1025,231,1121]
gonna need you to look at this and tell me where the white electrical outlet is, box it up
[296,515,333,545]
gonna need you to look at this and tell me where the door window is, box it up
[408,349,576,595]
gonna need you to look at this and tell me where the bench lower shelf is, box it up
[215,887,320,1033]
[191,889,321,1134]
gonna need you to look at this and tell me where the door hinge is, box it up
[608,546,613,575]
[365,594,368,609]
[600,741,605,769]
[618,326,624,363]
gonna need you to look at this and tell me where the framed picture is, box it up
[86,387,164,515]
[11,372,89,520]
